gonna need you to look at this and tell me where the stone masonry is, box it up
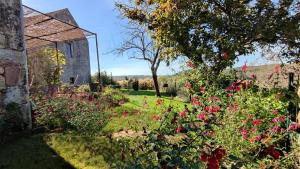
[0,0,31,129]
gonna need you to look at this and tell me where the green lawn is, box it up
[102,90,188,133]
[0,90,189,169]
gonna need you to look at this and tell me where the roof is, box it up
[23,5,94,49]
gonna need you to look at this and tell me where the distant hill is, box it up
[112,64,300,88]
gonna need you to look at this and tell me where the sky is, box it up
[22,0,273,76]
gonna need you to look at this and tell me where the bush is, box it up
[76,85,91,93]
[132,79,139,91]
[34,96,109,135]
[117,80,129,89]
[139,78,154,90]
[102,87,128,106]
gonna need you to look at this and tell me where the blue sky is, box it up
[22,0,273,76]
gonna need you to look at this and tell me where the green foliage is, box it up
[76,85,91,93]
[132,79,139,91]
[92,71,116,86]
[33,97,109,135]
[102,87,128,106]
[116,87,299,168]
[117,0,300,73]
[28,47,66,86]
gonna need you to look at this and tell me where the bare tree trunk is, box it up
[152,70,161,97]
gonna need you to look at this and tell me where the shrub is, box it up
[34,96,109,135]
[102,87,128,106]
[132,79,139,91]
[117,86,299,168]
[76,85,91,93]
[117,80,129,89]
[139,78,154,90]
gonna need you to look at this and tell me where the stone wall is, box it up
[0,0,31,129]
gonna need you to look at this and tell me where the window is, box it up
[70,77,75,84]
[66,43,73,58]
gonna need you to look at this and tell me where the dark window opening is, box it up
[70,77,75,84]
[66,43,73,58]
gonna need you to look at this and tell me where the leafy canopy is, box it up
[117,0,300,73]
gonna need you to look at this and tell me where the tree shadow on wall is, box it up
[0,134,75,169]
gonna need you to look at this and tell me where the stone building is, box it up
[25,8,91,85]
[0,0,31,129]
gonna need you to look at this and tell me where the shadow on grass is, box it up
[0,135,75,169]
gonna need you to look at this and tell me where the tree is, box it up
[115,25,163,97]
[28,47,66,87]
[117,0,300,76]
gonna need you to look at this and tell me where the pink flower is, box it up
[176,127,185,133]
[179,111,187,117]
[289,122,297,131]
[197,112,206,120]
[242,63,247,73]
[212,105,220,113]
[240,129,248,139]
[272,118,280,123]
[272,126,280,133]
[185,82,192,89]
[255,135,262,141]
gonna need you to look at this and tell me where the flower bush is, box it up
[115,62,300,168]
[118,86,299,168]
[32,95,109,135]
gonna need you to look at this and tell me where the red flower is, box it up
[264,147,281,159]
[193,100,201,106]
[223,52,229,60]
[82,108,86,113]
[255,135,262,141]
[197,112,206,120]
[208,157,220,169]
[212,105,220,113]
[252,74,257,80]
[199,153,209,162]
[252,119,263,126]
[240,130,248,139]
[242,63,247,73]
[122,111,129,117]
[214,147,226,160]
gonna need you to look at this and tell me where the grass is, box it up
[0,90,190,169]
[102,89,188,133]
[0,135,75,169]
